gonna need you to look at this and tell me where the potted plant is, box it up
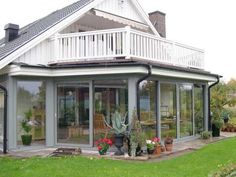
[212,118,223,137]
[164,137,173,151]
[129,132,138,157]
[104,111,129,155]
[152,137,161,155]
[21,109,33,145]
[127,112,146,157]
[95,135,112,155]
[146,139,155,154]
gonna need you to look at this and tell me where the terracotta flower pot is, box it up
[165,143,173,151]
[154,145,161,155]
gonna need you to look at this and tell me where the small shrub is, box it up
[201,131,211,140]
[210,164,236,177]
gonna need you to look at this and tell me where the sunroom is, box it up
[0,0,219,151]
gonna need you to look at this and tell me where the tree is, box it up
[211,81,236,120]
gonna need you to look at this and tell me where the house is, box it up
[0,0,219,152]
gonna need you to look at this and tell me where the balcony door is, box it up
[57,84,90,145]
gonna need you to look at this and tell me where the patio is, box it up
[3,132,236,161]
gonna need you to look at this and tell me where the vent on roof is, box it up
[4,23,19,43]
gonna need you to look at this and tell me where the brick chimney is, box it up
[149,11,166,38]
[4,23,19,43]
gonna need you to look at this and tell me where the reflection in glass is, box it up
[194,85,204,134]
[139,80,156,139]
[57,84,90,145]
[17,81,46,145]
[160,83,177,139]
[179,84,193,138]
[94,80,128,141]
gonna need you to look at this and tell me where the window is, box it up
[16,81,46,145]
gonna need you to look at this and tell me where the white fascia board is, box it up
[131,0,160,36]
[8,65,147,77]
[0,0,105,70]
[7,65,217,82]
[152,68,218,82]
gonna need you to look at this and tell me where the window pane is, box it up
[17,81,46,145]
[194,85,204,134]
[160,83,177,139]
[94,80,128,141]
[179,84,193,138]
[139,80,156,139]
[57,84,90,145]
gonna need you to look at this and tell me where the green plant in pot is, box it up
[128,111,146,157]
[21,109,32,145]
[104,111,129,155]
[212,118,223,137]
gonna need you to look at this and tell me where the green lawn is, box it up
[1,137,236,177]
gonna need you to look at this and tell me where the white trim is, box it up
[92,9,149,31]
[152,68,217,82]
[7,65,217,82]
[130,0,160,36]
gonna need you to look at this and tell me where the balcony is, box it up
[50,27,204,69]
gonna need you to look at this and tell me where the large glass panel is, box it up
[57,84,90,145]
[139,80,156,139]
[94,80,128,141]
[194,85,204,134]
[17,81,46,145]
[179,84,193,138]
[160,83,177,139]
[0,91,3,149]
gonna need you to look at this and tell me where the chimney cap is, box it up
[149,10,166,16]
[4,23,19,30]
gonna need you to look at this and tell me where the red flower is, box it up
[95,137,113,151]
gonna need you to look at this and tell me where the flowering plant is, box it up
[95,137,113,155]
[152,137,161,146]
[146,137,161,150]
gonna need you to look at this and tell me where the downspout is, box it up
[0,84,7,154]
[208,75,220,131]
[136,65,152,120]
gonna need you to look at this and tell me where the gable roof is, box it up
[0,0,94,61]
[0,0,159,70]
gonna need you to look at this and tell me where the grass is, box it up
[1,137,236,177]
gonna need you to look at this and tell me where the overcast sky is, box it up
[0,0,235,82]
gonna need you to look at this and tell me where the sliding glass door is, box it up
[94,80,128,141]
[57,84,90,145]
[160,83,177,139]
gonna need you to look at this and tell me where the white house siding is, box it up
[14,40,51,65]
[95,0,146,24]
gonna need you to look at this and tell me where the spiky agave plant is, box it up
[104,111,129,135]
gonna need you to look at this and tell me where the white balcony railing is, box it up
[50,27,204,69]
